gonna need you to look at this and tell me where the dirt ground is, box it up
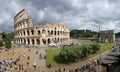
[0,48,45,72]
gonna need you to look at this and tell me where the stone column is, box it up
[29,29,31,36]
[34,38,37,45]
[40,38,43,46]
[30,38,32,45]
[19,39,21,44]
[26,38,28,44]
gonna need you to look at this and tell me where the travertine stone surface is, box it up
[14,9,70,46]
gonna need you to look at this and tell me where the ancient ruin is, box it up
[14,9,70,47]
[99,30,115,43]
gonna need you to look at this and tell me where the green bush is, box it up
[60,43,100,62]
[91,43,100,53]
[5,38,11,49]
[0,40,4,47]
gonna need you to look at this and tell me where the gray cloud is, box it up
[0,0,120,32]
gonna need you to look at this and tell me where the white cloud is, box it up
[0,0,120,32]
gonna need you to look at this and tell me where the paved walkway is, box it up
[32,48,47,71]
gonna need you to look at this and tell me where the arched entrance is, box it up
[37,39,40,45]
[42,39,46,45]
[48,38,50,44]
[32,39,34,45]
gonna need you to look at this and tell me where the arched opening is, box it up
[54,31,56,35]
[48,30,50,34]
[51,30,53,35]
[60,38,62,42]
[58,31,59,35]
[58,38,59,42]
[48,38,50,44]
[21,31,22,36]
[60,31,62,35]
[27,39,30,45]
[32,39,34,45]
[42,39,46,45]
[42,29,46,34]
[55,38,57,43]
[24,31,25,36]
[31,30,34,35]
[21,39,22,44]
[37,39,40,45]
[38,30,41,35]
[27,30,29,36]
[55,27,57,30]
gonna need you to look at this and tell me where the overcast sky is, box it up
[0,0,120,32]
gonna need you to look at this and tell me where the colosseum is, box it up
[14,9,70,48]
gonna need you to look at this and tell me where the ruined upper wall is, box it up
[14,9,31,25]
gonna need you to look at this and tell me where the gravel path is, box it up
[32,48,48,71]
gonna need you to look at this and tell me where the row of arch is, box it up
[15,29,69,37]
[15,38,66,45]
[14,20,29,30]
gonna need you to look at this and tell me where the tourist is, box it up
[36,51,38,54]
[33,63,37,68]
[27,56,30,60]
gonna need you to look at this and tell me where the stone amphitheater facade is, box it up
[14,9,70,47]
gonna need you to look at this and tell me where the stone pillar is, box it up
[30,38,32,45]
[25,29,27,36]
[40,38,43,46]
[29,29,31,36]
[46,39,48,45]
[34,38,37,45]
[20,39,21,44]
[26,38,28,44]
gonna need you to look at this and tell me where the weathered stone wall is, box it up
[14,9,70,47]
[99,30,115,43]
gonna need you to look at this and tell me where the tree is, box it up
[0,40,3,47]
[5,32,14,49]
[91,43,100,53]
[60,43,100,62]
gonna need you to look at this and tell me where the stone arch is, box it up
[60,38,62,42]
[27,39,30,45]
[48,30,50,34]
[23,31,25,36]
[58,31,59,35]
[27,30,29,36]
[31,30,34,35]
[48,38,50,44]
[55,27,57,30]
[54,31,56,35]
[21,31,22,36]
[32,39,34,45]
[38,30,41,35]
[42,29,46,34]
[58,38,59,42]
[42,39,46,45]
[51,30,53,35]
[55,38,57,43]
[37,39,40,45]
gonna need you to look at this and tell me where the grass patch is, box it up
[46,49,63,66]
[88,43,116,58]
[0,46,5,49]
[46,43,116,66]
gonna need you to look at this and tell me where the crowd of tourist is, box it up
[0,48,42,72]
[48,59,101,72]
